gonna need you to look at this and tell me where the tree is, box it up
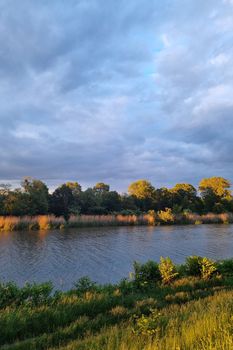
[93,183,110,193]
[50,184,74,220]
[199,177,232,213]
[4,189,29,216]
[100,191,121,212]
[171,183,199,212]
[128,180,155,200]
[120,194,137,212]
[66,182,82,214]
[79,188,98,214]
[128,180,155,211]
[66,182,82,196]
[21,177,49,215]
[0,184,11,215]
[153,188,173,211]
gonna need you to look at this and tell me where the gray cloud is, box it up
[0,0,232,191]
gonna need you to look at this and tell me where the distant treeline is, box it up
[0,176,232,219]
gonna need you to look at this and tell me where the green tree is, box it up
[50,184,74,220]
[66,182,82,196]
[171,183,199,212]
[66,182,82,214]
[93,183,110,193]
[153,188,173,211]
[79,188,98,214]
[21,177,49,215]
[128,180,155,211]
[0,184,11,215]
[4,189,29,216]
[199,177,232,212]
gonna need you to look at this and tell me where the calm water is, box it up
[0,224,233,290]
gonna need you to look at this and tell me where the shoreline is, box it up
[0,211,233,232]
[0,212,233,231]
[1,256,233,349]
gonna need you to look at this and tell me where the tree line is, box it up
[0,176,232,219]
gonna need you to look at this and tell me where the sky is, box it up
[0,0,233,192]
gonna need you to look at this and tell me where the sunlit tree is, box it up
[93,182,110,193]
[199,177,232,212]
[128,180,155,211]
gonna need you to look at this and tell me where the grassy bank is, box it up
[1,256,233,349]
[0,211,233,231]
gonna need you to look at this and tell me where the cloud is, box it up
[0,0,232,191]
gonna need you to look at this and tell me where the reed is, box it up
[0,212,233,231]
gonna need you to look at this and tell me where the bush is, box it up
[185,256,217,280]
[185,256,203,276]
[201,257,217,280]
[133,308,166,336]
[74,276,97,294]
[0,281,53,308]
[157,208,175,224]
[217,259,233,276]
[133,260,160,288]
[118,278,135,294]
[159,257,178,284]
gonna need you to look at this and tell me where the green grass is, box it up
[1,258,233,349]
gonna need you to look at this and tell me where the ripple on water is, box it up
[0,224,233,289]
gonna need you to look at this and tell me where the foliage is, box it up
[21,177,49,215]
[1,257,233,349]
[0,281,53,308]
[201,257,217,280]
[159,257,178,284]
[217,259,233,275]
[133,260,160,288]
[185,256,217,279]
[0,176,232,220]
[185,256,203,276]
[74,277,98,294]
[128,180,155,200]
[50,184,74,220]
[93,183,110,193]
[133,308,162,336]
[199,176,232,212]
[157,208,175,224]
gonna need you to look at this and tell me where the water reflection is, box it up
[0,224,233,290]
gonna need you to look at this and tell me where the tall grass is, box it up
[0,212,233,231]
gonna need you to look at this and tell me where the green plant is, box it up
[133,260,160,288]
[133,308,162,336]
[201,257,217,280]
[74,276,97,294]
[157,208,175,224]
[159,257,178,284]
[217,259,233,276]
[185,256,203,276]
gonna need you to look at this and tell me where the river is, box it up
[0,224,233,290]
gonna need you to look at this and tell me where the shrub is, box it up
[0,281,53,308]
[201,257,217,280]
[118,278,135,294]
[185,256,217,280]
[133,308,162,336]
[217,259,233,276]
[157,208,175,224]
[159,257,178,284]
[74,276,97,294]
[133,260,160,288]
[185,256,203,276]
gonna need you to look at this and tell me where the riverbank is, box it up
[1,256,233,349]
[0,211,233,231]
